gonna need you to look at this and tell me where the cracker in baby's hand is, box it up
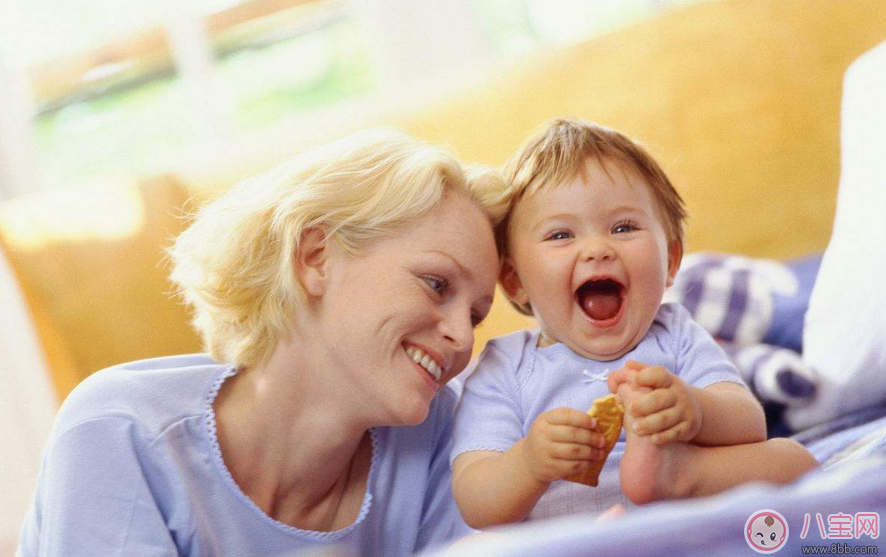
[565,394,624,487]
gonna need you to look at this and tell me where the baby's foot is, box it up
[618,384,695,504]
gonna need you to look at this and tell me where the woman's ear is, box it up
[665,240,683,288]
[295,227,334,297]
[500,256,529,306]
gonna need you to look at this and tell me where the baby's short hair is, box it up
[501,118,687,316]
[169,129,507,368]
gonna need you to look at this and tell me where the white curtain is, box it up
[0,53,40,202]
[0,245,57,546]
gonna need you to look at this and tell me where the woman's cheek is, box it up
[447,351,472,382]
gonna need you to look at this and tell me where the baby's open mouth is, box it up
[576,278,624,321]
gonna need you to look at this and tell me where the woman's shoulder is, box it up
[434,382,460,413]
[53,354,228,442]
[375,383,461,452]
[411,383,460,437]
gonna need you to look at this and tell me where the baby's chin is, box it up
[540,329,636,362]
[570,342,633,362]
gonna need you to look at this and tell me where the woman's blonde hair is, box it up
[169,129,507,368]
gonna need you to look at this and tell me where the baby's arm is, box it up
[452,448,547,528]
[452,408,605,528]
[610,360,765,446]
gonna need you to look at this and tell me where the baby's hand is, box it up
[521,407,608,484]
[619,360,702,445]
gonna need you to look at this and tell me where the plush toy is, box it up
[664,252,822,414]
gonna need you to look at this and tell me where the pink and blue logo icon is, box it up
[745,509,789,553]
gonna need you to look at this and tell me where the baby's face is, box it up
[503,157,678,360]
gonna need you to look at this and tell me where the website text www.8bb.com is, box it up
[800,542,878,554]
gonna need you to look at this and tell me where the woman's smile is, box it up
[404,344,445,382]
[405,345,443,395]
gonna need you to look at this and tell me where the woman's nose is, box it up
[441,310,474,353]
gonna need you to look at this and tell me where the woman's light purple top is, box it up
[18,354,471,557]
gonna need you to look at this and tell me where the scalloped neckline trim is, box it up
[203,366,378,540]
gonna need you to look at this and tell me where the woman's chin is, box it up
[385,398,432,427]
[397,411,430,427]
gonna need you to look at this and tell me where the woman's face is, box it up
[316,191,500,426]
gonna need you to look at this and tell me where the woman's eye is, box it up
[423,276,449,294]
[471,313,485,328]
[546,231,573,241]
[612,221,638,234]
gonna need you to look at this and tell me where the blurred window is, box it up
[0,0,703,196]
[10,0,368,191]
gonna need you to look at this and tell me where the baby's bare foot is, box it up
[618,384,695,504]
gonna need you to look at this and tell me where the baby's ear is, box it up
[500,256,529,306]
[665,240,682,288]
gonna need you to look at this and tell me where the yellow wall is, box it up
[397,0,885,259]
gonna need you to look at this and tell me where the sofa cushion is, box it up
[0,174,202,400]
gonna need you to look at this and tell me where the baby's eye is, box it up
[423,276,449,294]
[545,230,573,241]
[612,221,638,234]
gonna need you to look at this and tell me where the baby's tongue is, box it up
[579,290,622,321]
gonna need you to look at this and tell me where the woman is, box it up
[17,130,507,557]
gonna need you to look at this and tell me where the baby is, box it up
[451,119,818,528]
